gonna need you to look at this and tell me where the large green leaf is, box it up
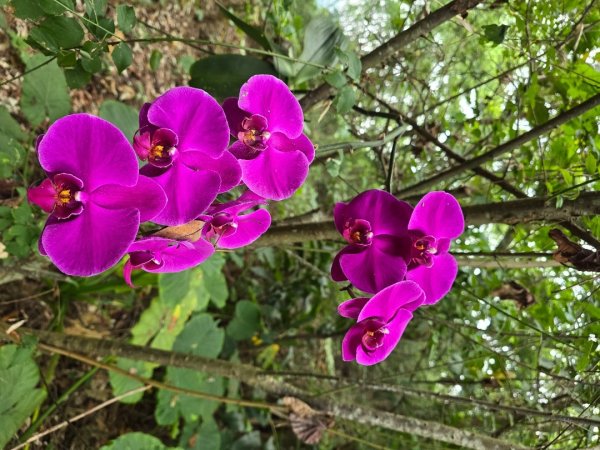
[226,300,261,341]
[99,100,138,141]
[28,15,84,53]
[200,253,228,308]
[0,345,46,448]
[100,432,183,450]
[189,55,277,101]
[20,55,70,126]
[110,268,210,402]
[215,1,270,50]
[293,17,344,84]
[155,314,225,425]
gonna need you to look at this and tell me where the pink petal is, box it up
[41,205,140,276]
[356,309,413,366]
[239,147,309,200]
[181,150,242,193]
[216,209,271,249]
[357,281,425,322]
[222,97,249,137]
[238,75,304,138]
[37,114,139,191]
[269,132,314,163]
[409,191,464,239]
[406,253,458,305]
[91,176,167,222]
[341,323,364,362]
[147,87,230,159]
[338,297,369,319]
[339,236,408,294]
[141,160,220,226]
[334,190,413,237]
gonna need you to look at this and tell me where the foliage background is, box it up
[0,0,599,449]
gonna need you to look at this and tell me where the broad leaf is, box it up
[99,100,139,141]
[189,55,277,101]
[226,300,261,341]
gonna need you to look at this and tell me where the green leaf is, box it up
[199,253,228,308]
[100,432,182,450]
[0,106,26,141]
[28,15,84,53]
[99,100,138,141]
[20,55,70,126]
[227,300,261,341]
[334,85,356,114]
[112,42,133,73]
[346,51,362,81]
[64,60,92,88]
[11,0,45,19]
[585,153,597,175]
[56,50,77,68]
[116,5,136,34]
[155,314,225,425]
[325,70,347,89]
[293,17,344,84]
[0,345,47,449]
[231,431,262,450]
[38,0,74,15]
[84,0,107,16]
[189,418,221,450]
[84,14,114,40]
[107,359,153,404]
[483,24,509,46]
[189,55,277,101]
[149,49,162,71]
[216,1,270,51]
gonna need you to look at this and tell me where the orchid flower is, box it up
[331,189,413,294]
[135,87,242,226]
[339,281,425,366]
[406,191,464,304]
[123,237,214,287]
[200,191,271,249]
[223,75,314,200]
[28,114,166,276]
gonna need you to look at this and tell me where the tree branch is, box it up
[396,93,600,197]
[254,192,600,247]
[0,324,529,450]
[299,0,483,111]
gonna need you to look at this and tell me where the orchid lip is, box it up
[410,233,438,268]
[28,173,86,220]
[342,218,373,246]
[238,114,271,151]
[360,318,390,351]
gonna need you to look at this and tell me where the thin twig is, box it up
[11,385,151,450]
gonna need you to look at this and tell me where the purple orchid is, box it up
[331,189,413,294]
[222,75,314,200]
[27,114,166,276]
[200,191,271,249]
[339,281,425,366]
[123,236,214,287]
[135,87,242,226]
[406,191,464,305]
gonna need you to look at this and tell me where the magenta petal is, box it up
[27,178,56,213]
[406,253,458,305]
[409,191,464,239]
[147,87,230,158]
[138,102,151,128]
[123,261,135,287]
[239,147,309,200]
[229,141,261,161]
[222,97,248,137]
[41,205,139,276]
[141,160,220,226]
[338,297,369,319]
[91,176,167,222]
[38,114,138,190]
[356,309,413,366]
[331,249,349,282]
[357,281,425,322]
[181,150,242,193]
[147,238,214,273]
[217,209,271,249]
[269,132,314,163]
[339,236,408,294]
[334,190,413,236]
[238,75,304,138]
[341,323,364,362]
